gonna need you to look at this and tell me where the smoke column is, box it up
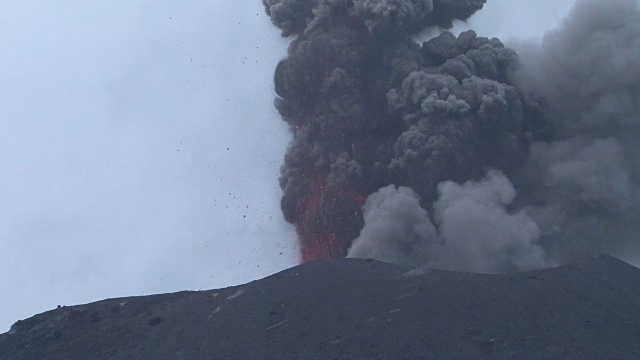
[263,0,640,272]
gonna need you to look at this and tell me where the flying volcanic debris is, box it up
[263,0,640,272]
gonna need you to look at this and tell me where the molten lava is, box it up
[295,174,366,263]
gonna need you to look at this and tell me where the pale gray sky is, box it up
[0,0,577,332]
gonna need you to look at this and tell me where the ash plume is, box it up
[514,0,640,262]
[263,0,640,272]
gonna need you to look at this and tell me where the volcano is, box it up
[1,253,639,359]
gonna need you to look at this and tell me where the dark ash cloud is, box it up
[264,0,640,272]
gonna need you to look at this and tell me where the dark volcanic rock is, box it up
[1,254,640,359]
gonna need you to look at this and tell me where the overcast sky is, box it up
[1,0,579,332]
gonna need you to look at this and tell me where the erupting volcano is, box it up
[263,0,640,271]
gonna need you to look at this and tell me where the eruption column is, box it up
[263,0,640,271]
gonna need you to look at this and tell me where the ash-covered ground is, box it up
[1,254,639,359]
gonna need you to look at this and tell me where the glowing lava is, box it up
[295,173,365,263]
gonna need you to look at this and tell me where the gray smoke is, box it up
[347,184,439,267]
[349,171,553,272]
[433,171,549,273]
[264,0,640,272]
[514,0,640,261]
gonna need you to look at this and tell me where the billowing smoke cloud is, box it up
[346,184,438,267]
[263,0,640,272]
[513,0,640,262]
[349,171,551,272]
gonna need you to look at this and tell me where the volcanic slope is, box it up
[1,254,639,359]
